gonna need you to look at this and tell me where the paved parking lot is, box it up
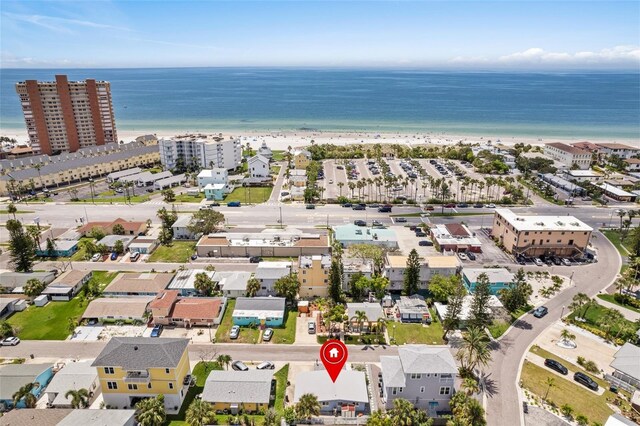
[394,225,439,257]
[295,311,319,345]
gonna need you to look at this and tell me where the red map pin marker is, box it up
[320,339,348,382]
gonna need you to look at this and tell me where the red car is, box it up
[425,205,435,211]
[444,203,456,208]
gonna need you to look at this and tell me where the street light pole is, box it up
[560,305,565,319]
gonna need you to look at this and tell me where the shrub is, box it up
[576,414,589,426]
[577,356,586,366]
[584,360,599,374]
[561,404,574,419]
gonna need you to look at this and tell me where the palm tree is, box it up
[560,329,576,345]
[185,399,216,426]
[7,203,17,220]
[337,182,344,197]
[295,393,320,421]
[617,210,627,231]
[456,327,492,374]
[263,408,280,426]
[461,377,480,395]
[135,394,166,426]
[12,382,40,408]
[217,354,232,370]
[65,388,90,408]
[353,310,368,334]
[463,398,486,426]
[245,277,260,297]
[544,377,555,400]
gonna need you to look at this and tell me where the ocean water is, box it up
[1,68,639,140]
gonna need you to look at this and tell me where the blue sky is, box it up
[1,1,639,69]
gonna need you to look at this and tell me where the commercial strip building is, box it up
[430,223,482,253]
[196,229,330,258]
[15,75,117,154]
[597,183,637,202]
[0,142,160,196]
[538,173,586,196]
[159,135,242,171]
[293,370,369,415]
[491,208,593,257]
[543,143,592,170]
[333,224,399,249]
[92,337,191,412]
[107,167,143,183]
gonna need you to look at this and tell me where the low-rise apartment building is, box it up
[293,149,312,169]
[92,337,191,412]
[544,143,591,170]
[382,255,460,292]
[595,143,640,160]
[491,208,593,257]
[298,255,331,298]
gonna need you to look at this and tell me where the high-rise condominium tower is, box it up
[15,75,118,155]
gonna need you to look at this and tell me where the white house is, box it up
[257,142,273,160]
[172,215,195,240]
[249,155,270,179]
[254,262,291,296]
[198,168,228,189]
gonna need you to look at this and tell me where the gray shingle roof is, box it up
[234,297,286,312]
[380,356,406,388]
[202,370,274,404]
[91,337,188,369]
[57,409,136,426]
[398,345,457,375]
[254,262,291,280]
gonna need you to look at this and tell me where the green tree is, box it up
[64,388,90,408]
[366,410,392,426]
[442,280,467,340]
[468,273,492,329]
[45,237,56,257]
[0,321,14,339]
[7,202,17,219]
[461,377,480,396]
[113,239,125,255]
[560,403,574,419]
[295,393,321,421]
[349,272,366,300]
[388,398,433,425]
[499,268,532,312]
[575,414,589,426]
[112,223,126,235]
[185,399,217,426]
[194,272,216,296]
[347,244,385,273]
[274,273,300,304]
[403,249,421,295]
[135,394,166,426]
[12,382,40,408]
[245,277,260,297]
[187,209,225,236]
[6,219,36,272]
[263,409,281,426]
[283,406,297,425]
[162,188,176,203]
[449,392,486,426]
[88,226,106,241]
[328,258,343,303]
[217,354,232,370]
[429,274,457,302]
[369,276,389,300]
[24,278,45,297]
[157,207,177,245]
[544,377,555,400]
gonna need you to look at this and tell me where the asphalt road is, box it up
[484,231,621,426]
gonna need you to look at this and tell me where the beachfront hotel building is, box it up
[159,135,242,171]
[15,75,117,155]
[543,143,592,170]
[491,208,593,257]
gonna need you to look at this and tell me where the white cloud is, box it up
[2,12,131,34]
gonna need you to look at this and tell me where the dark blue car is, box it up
[150,325,163,338]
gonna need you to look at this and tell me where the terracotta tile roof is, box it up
[596,143,639,150]
[149,290,180,309]
[444,223,470,237]
[171,298,222,320]
[571,141,600,151]
[77,218,145,234]
[545,142,589,155]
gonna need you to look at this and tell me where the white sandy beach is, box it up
[1,127,638,151]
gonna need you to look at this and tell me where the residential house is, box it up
[434,295,504,328]
[42,270,92,301]
[214,271,252,298]
[254,262,291,296]
[57,409,137,426]
[293,149,312,169]
[196,228,330,258]
[92,337,191,412]
[603,414,639,426]
[380,345,457,417]
[0,363,54,410]
[298,255,331,298]
[172,215,196,240]
[35,239,79,258]
[491,208,593,257]
[77,218,147,237]
[149,290,226,327]
[0,298,19,319]
[610,343,640,390]
[44,361,98,408]
[294,370,369,415]
[203,183,228,201]
[288,174,307,188]
[249,155,270,179]
[96,235,135,252]
[103,272,173,297]
[341,258,374,292]
[127,237,159,255]
[543,143,591,169]
[197,168,228,189]
[462,268,515,295]
[396,295,432,323]
[333,224,399,249]
[82,297,153,323]
[0,409,73,425]
[166,269,215,297]
[431,223,482,253]
[257,141,272,160]
[232,297,286,327]
[201,370,274,414]
[346,302,385,332]
[382,255,460,292]
[0,270,56,293]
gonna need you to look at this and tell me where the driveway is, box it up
[484,232,621,426]
[294,311,320,345]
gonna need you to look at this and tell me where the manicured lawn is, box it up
[7,297,87,340]
[568,301,639,342]
[215,300,261,344]
[272,150,286,161]
[70,237,96,261]
[98,190,115,196]
[391,311,445,345]
[488,320,510,339]
[270,310,297,344]
[174,193,205,203]
[91,271,119,292]
[148,241,196,263]
[224,187,273,204]
[318,333,387,345]
[75,194,151,204]
[274,364,289,413]
[597,294,640,314]
[521,360,614,424]
[529,345,608,386]
[270,165,281,175]
[602,230,629,257]
[0,209,34,214]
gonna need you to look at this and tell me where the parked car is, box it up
[457,203,469,208]
[110,252,118,261]
[262,328,274,342]
[150,325,163,338]
[415,231,426,237]
[562,258,572,266]
[474,203,484,208]
[533,306,548,318]
[191,254,198,261]
[308,321,316,334]
[354,220,367,226]
[306,204,316,209]
[552,257,561,266]
[352,205,365,210]
[183,374,195,387]
[485,203,496,208]
[1,337,20,346]
[396,217,407,223]
[342,203,353,208]
[534,258,543,266]
[227,201,241,207]
[458,252,468,261]
[444,203,456,208]
[544,358,568,375]
[574,372,599,391]
[210,202,220,207]
[232,360,249,371]
[418,240,433,246]
[130,252,140,262]
[257,361,275,370]
[329,180,334,184]
[378,206,392,213]
[230,325,240,339]
[466,252,476,260]
[91,253,102,262]
[372,220,384,228]
[249,256,262,263]
[424,205,435,211]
